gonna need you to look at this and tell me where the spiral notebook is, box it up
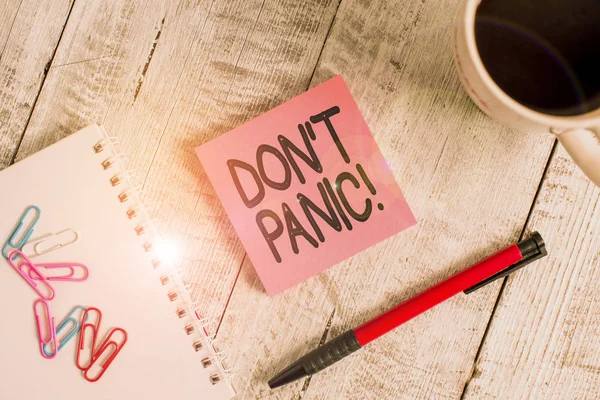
[0,125,235,399]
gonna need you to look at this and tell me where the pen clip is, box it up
[464,232,547,294]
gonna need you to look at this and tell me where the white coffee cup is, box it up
[454,0,600,187]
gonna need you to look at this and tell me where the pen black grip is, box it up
[302,330,361,375]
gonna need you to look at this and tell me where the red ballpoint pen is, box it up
[268,232,547,389]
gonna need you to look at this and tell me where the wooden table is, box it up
[1,1,598,398]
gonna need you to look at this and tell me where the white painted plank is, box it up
[4,0,596,398]
[462,146,600,399]
[0,0,72,168]
[0,0,21,54]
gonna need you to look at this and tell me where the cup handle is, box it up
[555,128,600,187]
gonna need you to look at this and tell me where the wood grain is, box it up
[217,0,557,398]
[1,0,599,398]
[0,0,73,169]
[462,146,600,399]
[0,0,21,56]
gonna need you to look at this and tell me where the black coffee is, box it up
[475,0,600,116]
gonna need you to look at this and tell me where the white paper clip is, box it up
[22,229,79,257]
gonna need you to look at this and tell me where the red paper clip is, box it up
[28,263,89,282]
[76,307,102,370]
[84,328,128,383]
[8,250,55,300]
[33,299,57,359]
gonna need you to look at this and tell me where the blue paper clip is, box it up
[43,306,87,357]
[2,205,41,259]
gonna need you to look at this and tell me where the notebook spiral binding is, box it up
[92,126,233,388]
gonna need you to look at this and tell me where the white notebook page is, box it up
[0,125,235,400]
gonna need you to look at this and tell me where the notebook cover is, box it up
[0,125,235,399]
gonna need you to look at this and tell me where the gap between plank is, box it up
[306,0,343,88]
[8,0,77,166]
[297,307,337,400]
[215,253,246,337]
[140,0,217,191]
[459,138,559,400]
[133,17,165,103]
[289,1,344,397]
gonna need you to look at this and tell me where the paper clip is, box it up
[42,306,88,357]
[21,229,79,258]
[76,307,102,371]
[84,327,128,382]
[34,299,57,359]
[2,205,41,259]
[28,263,89,282]
[7,250,55,300]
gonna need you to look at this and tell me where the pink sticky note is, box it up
[196,76,416,295]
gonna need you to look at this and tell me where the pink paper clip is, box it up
[33,299,57,359]
[7,250,55,300]
[76,307,102,371]
[84,327,128,382]
[27,263,89,282]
